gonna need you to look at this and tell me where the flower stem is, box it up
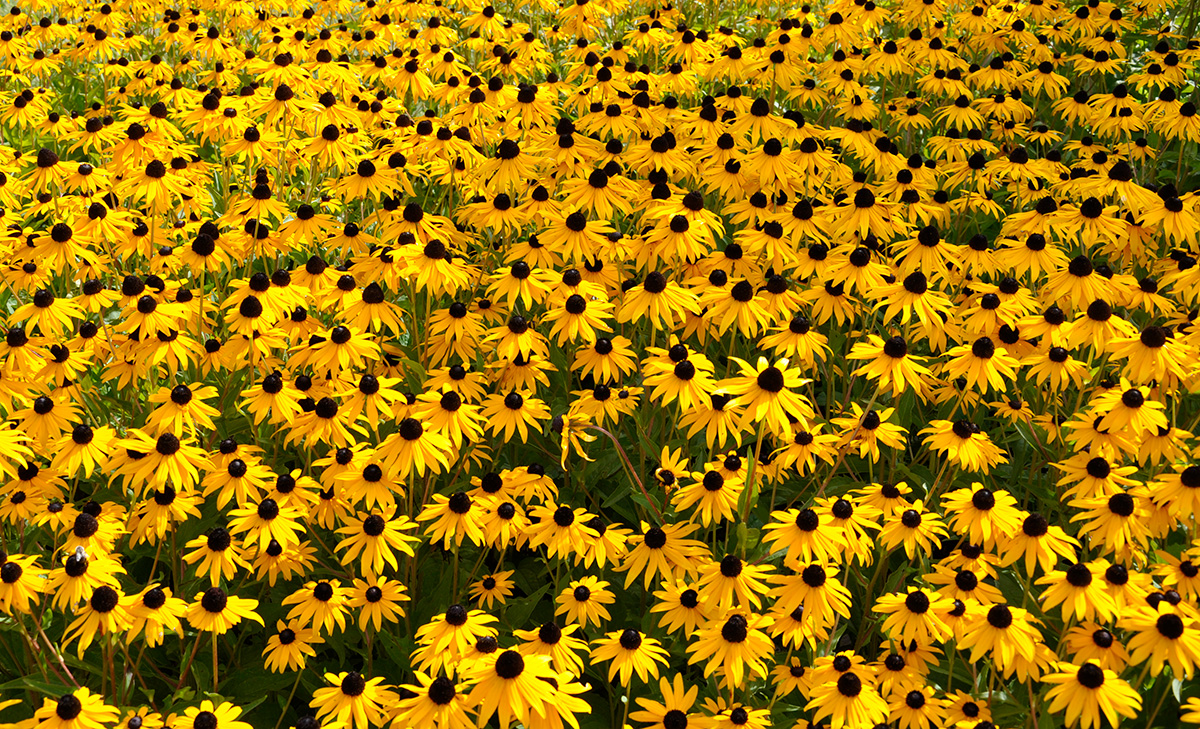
[946,639,957,693]
[177,631,204,689]
[273,669,305,729]
[212,631,219,691]
[813,387,880,501]
[29,615,78,687]
[120,641,154,708]
[854,545,892,652]
[587,425,661,521]
[1144,678,1172,729]
[737,421,768,558]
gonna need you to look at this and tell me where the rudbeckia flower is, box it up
[262,619,322,673]
[686,610,774,688]
[718,356,813,438]
[393,673,475,729]
[309,672,397,729]
[32,689,120,729]
[590,628,670,686]
[849,334,931,396]
[617,521,707,589]
[464,649,558,729]
[1119,602,1200,678]
[556,576,615,629]
[941,484,1023,546]
[185,587,263,634]
[1042,661,1142,729]
[919,419,1009,473]
[348,576,408,632]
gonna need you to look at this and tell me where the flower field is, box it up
[0,0,1198,727]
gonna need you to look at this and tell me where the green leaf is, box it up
[167,687,197,711]
[401,359,427,389]
[212,690,269,717]
[223,666,294,704]
[0,676,73,695]
[504,584,551,629]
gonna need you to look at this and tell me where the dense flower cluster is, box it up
[0,0,1198,727]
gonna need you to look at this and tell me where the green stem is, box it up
[1144,678,1172,729]
[273,670,305,729]
[811,387,880,502]
[854,545,892,652]
[946,639,957,693]
[212,630,219,691]
[177,631,204,689]
[30,616,78,687]
[737,421,768,558]
[120,641,154,708]
[587,425,661,521]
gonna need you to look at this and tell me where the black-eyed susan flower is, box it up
[33,689,120,729]
[763,507,847,567]
[805,666,889,729]
[919,419,1008,473]
[878,501,948,559]
[0,553,45,615]
[685,610,773,688]
[467,571,515,609]
[514,621,588,676]
[166,701,252,729]
[1042,661,1142,729]
[718,356,813,438]
[630,675,698,729]
[283,580,350,635]
[672,469,744,526]
[556,576,615,629]
[1064,623,1131,672]
[185,587,263,635]
[413,604,499,673]
[309,672,397,729]
[418,491,488,549]
[63,584,131,656]
[957,603,1042,669]
[464,649,558,729]
[888,687,946,729]
[617,521,707,589]
[999,512,1082,575]
[874,588,955,645]
[335,510,418,575]
[1036,562,1119,622]
[696,554,772,610]
[394,672,475,729]
[348,576,408,632]
[125,584,186,647]
[848,334,931,396]
[1119,602,1200,678]
[941,484,1023,547]
[262,619,322,673]
[183,528,249,585]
